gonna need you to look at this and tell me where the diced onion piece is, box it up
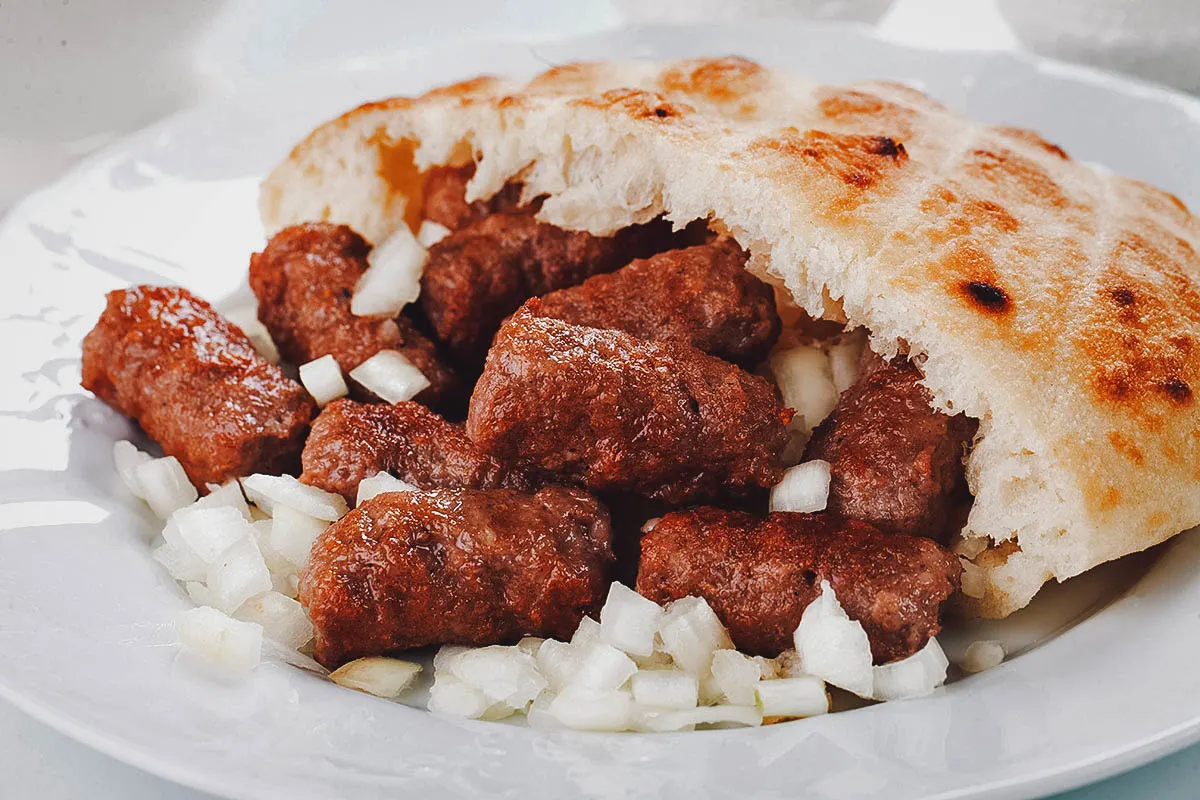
[793,580,874,698]
[548,687,633,732]
[635,704,762,732]
[268,503,328,570]
[600,583,664,657]
[428,673,490,719]
[331,656,422,698]
[234,591,313,650]
[251,518,292,576]
[416,220,451,248]
[434,644,471,673]
[641,517,661,533]
[828,333,866,394]
[449,645,547,710]
[178,606,263,673]
[185,581,212,606]
[112,440,151,497]
[756,676,829,719]
[570,642,638,691]
[872,637,949,701]
[526,691,563,730]
[632,648,674,670]
[630,670,698,710]
[225,306,280,363]
[349,350,430,404]
[658,596,734,677]
[571,615,603,647]
[152,538,206,583]
[769,344,838,435]
[960,558,987,599]
[173,505,254,565]
[356,471,417,506]
[710,650,763,705]
[962,640,1005,674]
[955,536,990,560]
[535,639,580,692]
[754,655,779,680]
[769,460,831,513]
[298,355,349,407]
[205,536,272,614]
[516,637,545,657]
[193,481,251,520]
[773,649,804,678]
[352,226,427,317]
[241,474,348,521]
[134,456,198,519]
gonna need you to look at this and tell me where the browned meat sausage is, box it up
[419,213,676,363]
[249,223,460,409]
[81,285,315,487]
[467,303,792,505]
[803,355,977,543]
[636,507,960,663]
[300,398,535,503]
[299,486,613,667]
[421,164,530,231]
[532,238,781,365]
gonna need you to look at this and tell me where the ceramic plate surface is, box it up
[2,21,1200,800]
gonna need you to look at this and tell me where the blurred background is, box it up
[3,0,1200,797]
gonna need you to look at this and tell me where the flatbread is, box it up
[260,57,1200,617]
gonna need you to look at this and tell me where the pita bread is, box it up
[260,57,1200,617]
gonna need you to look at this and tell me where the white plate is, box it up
[2,21,1200,800]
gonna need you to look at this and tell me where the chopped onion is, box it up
[234,591,313,650]
[769,460,832,513]
[449,645,546,710]
[756,676,829,719]
[526,691,563,730]
[955,536,990,560]
[241,474,348,521]
[548,686,633,731]
[112,440,151,497]
[433,644,470,673]
[193,481,251,520]
[185,581,212,606]
[348,350,430,404]
[535,639,580,692]
[769,344,838,435]
[224,306,280,363]
[635,704,762,732]
[428,673,490,719]
[773,649,804,678]
[828,333,866,394]
[173,505,254,565]
[331,656,422,698]
[352,226,427,317]
[135,456,198,519]
[960,557,987,599]
[630,670,698,710]
[356,471,417,506]
[710,650,763,705]
[872,637,949,701]
[516,636,545,657]
[569,642,638,691]
[600,583,664,657]
[793,580,874,698]
[658,596,733,676]
[177,606,263,673]
[571,615,603,647]
[268,503,328,570]
[205,536,273,614]
[962,640,1005,674]
[152,538,206,583]
[298,355,349,407]
[416,220,451,248]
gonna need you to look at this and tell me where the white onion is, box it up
[793,580,874,698]
[710,649,763,705]
[152,538,206,583]
[872,637,949,700]
[416,220,451,248]
[658,596,733,677]
[193,481,251,520]
[769,460,832,513]
[769,344,839,435]
[571,615,603,647]
[268,503,329,570]
[234,591,313,650]
[828,332,866,394]
[635,704,762,732]
[960,558,987,599]
[135,456,198,519]
[428,673,490,719]
[962,640,1005,674]
[348,350,430,404]
[298,355,349,407]
[526,691,563,730]
[755,676,829,719]
[569,642,638,691]
[173,505,254,565]
[449,645,546,710]
[352,226,427,317]
[241,474,348,521]
[548,686,633,732]
[630,670,698,710]
[330,656,422,698]
[224,306,280,363]
[534,639,580,692]
[600,583,663,657]
[355,471,417,506]
[185,581,212,606]
[205,536,273,614]
[112,440,151,497]
[516,636,544,657]
[773,649,804,679]
[433,644,471,673]
[177,606,263,673]
[955,536,990,560]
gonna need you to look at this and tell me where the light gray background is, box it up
[3,1,1198,797]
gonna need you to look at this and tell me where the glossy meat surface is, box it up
[467,304,791,505]
[534,238,780,365]
[637,507,960,663]
[419,213,676,363]
[81,285,315,487]
[249,223,459,408]
[300,398,534,503]
[300,486,613,667]
[420,164,529,231]
[803,355,977,542]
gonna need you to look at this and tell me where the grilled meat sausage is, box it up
[637,507,960,663]
[81,285,315,487]
[420,164,530,231]
[300,486,613,667]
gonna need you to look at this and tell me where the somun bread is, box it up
[260,57,1200,617]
